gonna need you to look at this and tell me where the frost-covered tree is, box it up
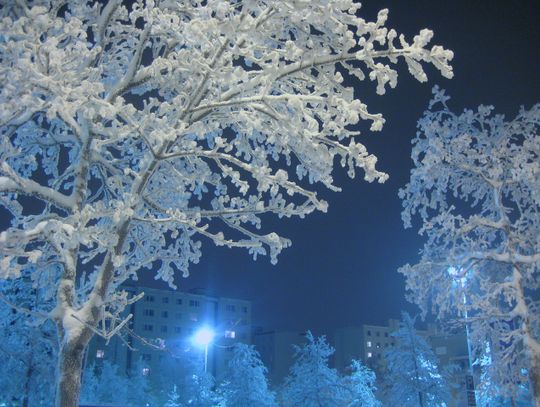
[80,361,129,405]
[340,360,380,407]
[281,332,341,406]
[399,89,540,405]
[0,275,57,407]
[281,331,378,406]
[382,313,449,407]
[220,343,277,407]
[0,1,453,405]
[163,385,183,407]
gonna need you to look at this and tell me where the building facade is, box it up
[252,329,309,386]
[86,285,251,381]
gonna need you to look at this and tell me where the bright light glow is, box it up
[367,352,373,358]
[367,341,372,347]
[225,330,236,339]
[192,326,215,347]
[96,349,105,358]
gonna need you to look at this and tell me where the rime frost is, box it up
[0,1,452,405]
[399,88,540,404]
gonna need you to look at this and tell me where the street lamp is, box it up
[448,266,477,406]
[192,326,215,373]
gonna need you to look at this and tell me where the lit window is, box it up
[367,352,372,358]
[367,341,372,347]
[142,368,150,376]
[96,349,105,358]
[225,330,236,339]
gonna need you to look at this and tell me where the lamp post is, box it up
[448,266,477,406]
[192,326,215,373]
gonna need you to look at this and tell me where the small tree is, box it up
[382,313,449,407]
[280,332,341,406]
[0,276,56,407]
[399,88,540,405]
[80,361,129,405]
[340,359,380,407]
[163,385,182,407]
[0,1,452,405]
[220,343,277,407]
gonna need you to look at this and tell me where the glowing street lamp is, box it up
[192,326,215,373]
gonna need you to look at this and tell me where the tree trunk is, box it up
[55,339,87,407]
[530,352,540,407]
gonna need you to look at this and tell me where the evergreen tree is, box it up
[281,332,342,407]
[80,361,129,405]
[382,313,449,407]
[220,343,277,407]
[163,385,182,407]
[341,360,380,407]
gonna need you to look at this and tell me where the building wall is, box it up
[86,285,251,381]
[252,330,308,386]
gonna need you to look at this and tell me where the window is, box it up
[367,341,372,348]
[376,331,380,337]
[145,295,154,302]
[96,349,105,358]
[162,297,169,304]
[225,330,236,339]
[161,311,168,318]
[190,314,198,322]
[435,346,447,355]
[142,368,150,376]
[384,332,389,337]
[176,298,183,305]
[226,304,236,312]
[143,324,153,332]
[142,353,152,361]
[189,299,200,307]
[161,325,168,333]
[367,352,373,358]
[367,330,371,336]
[144,309,154,317]
[241,306,248,313]
[376,343,380,348]
[174,326,182,333]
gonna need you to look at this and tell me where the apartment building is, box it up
[86,285,251,381]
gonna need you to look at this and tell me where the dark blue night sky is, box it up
[140,0,540,335]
